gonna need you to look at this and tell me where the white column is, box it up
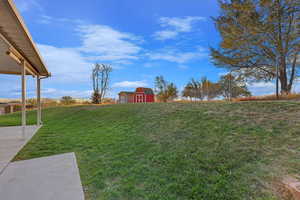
[21,61,26,139]
[10,105,13,113]
[37,75,41,126]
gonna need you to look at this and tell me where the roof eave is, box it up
[4,0,50,77]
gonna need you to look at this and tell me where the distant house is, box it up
[119,88,155,103]
[0,104,7,115]
[119,92,135,104]
[0,103,22,115]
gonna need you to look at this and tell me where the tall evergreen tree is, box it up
[211,0,300,94]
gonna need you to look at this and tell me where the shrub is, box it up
[60,96,76,105]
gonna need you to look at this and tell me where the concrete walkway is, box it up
[0,125,40,173]
[0,153,85,200]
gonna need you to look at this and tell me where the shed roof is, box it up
[136,87,154,95]
[0,0,49,76]
[119,92,135,95]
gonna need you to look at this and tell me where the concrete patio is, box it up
[0,153,85,200]
[0,126,85,200]
[0,125,40,174]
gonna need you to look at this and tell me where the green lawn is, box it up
[0,102,299,200]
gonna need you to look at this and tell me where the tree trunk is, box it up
[287,54,298,93]
[279,56,291,94]
[279,74,290,94]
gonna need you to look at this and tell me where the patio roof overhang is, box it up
[0,0,51,136]
[0,0,50,77]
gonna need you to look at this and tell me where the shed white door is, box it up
[136,94,144,103]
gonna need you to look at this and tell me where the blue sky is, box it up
[1,0,295,99]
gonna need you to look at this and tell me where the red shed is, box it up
[119,87,155,103]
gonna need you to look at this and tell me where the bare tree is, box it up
[92,63,113,104]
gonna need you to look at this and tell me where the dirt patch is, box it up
[272,176,300,200]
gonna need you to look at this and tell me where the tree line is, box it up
[155,74,251,102]
[88,63,252,103]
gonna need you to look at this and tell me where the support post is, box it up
[10,105,13,113]
[37,75,41,126]
[21,60,26,139]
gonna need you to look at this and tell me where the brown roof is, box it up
[119,91,134,95]
[136,87,154,95]
[0,102,22,107]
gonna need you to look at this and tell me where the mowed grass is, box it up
[0,102,300,200]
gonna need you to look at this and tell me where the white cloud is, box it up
[37,15,53,24]
[154,16,205,40]
[26,24,144,98]
[147,47,207,63]
[178,65,189,70]
[159,16,206,32]
[0,75,39,99]
[38,44,92,82]
[144,63,154,68]
[78,25,142,62]
[143,62,159,68]
[113,81,148,88]
[245,80,300,96]
[42,88,93,98]
[38,21,143,67]
[36,15,85,25]
[249,82,275,88]
[15,0,42,12]
[218,72,229,77]
[11,87,93,99]
[293,79,300,92]
[247,82,276,96]
[38,24,140,71]
[154,30,179,41]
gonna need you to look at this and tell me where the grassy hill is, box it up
[0,102,299,200]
